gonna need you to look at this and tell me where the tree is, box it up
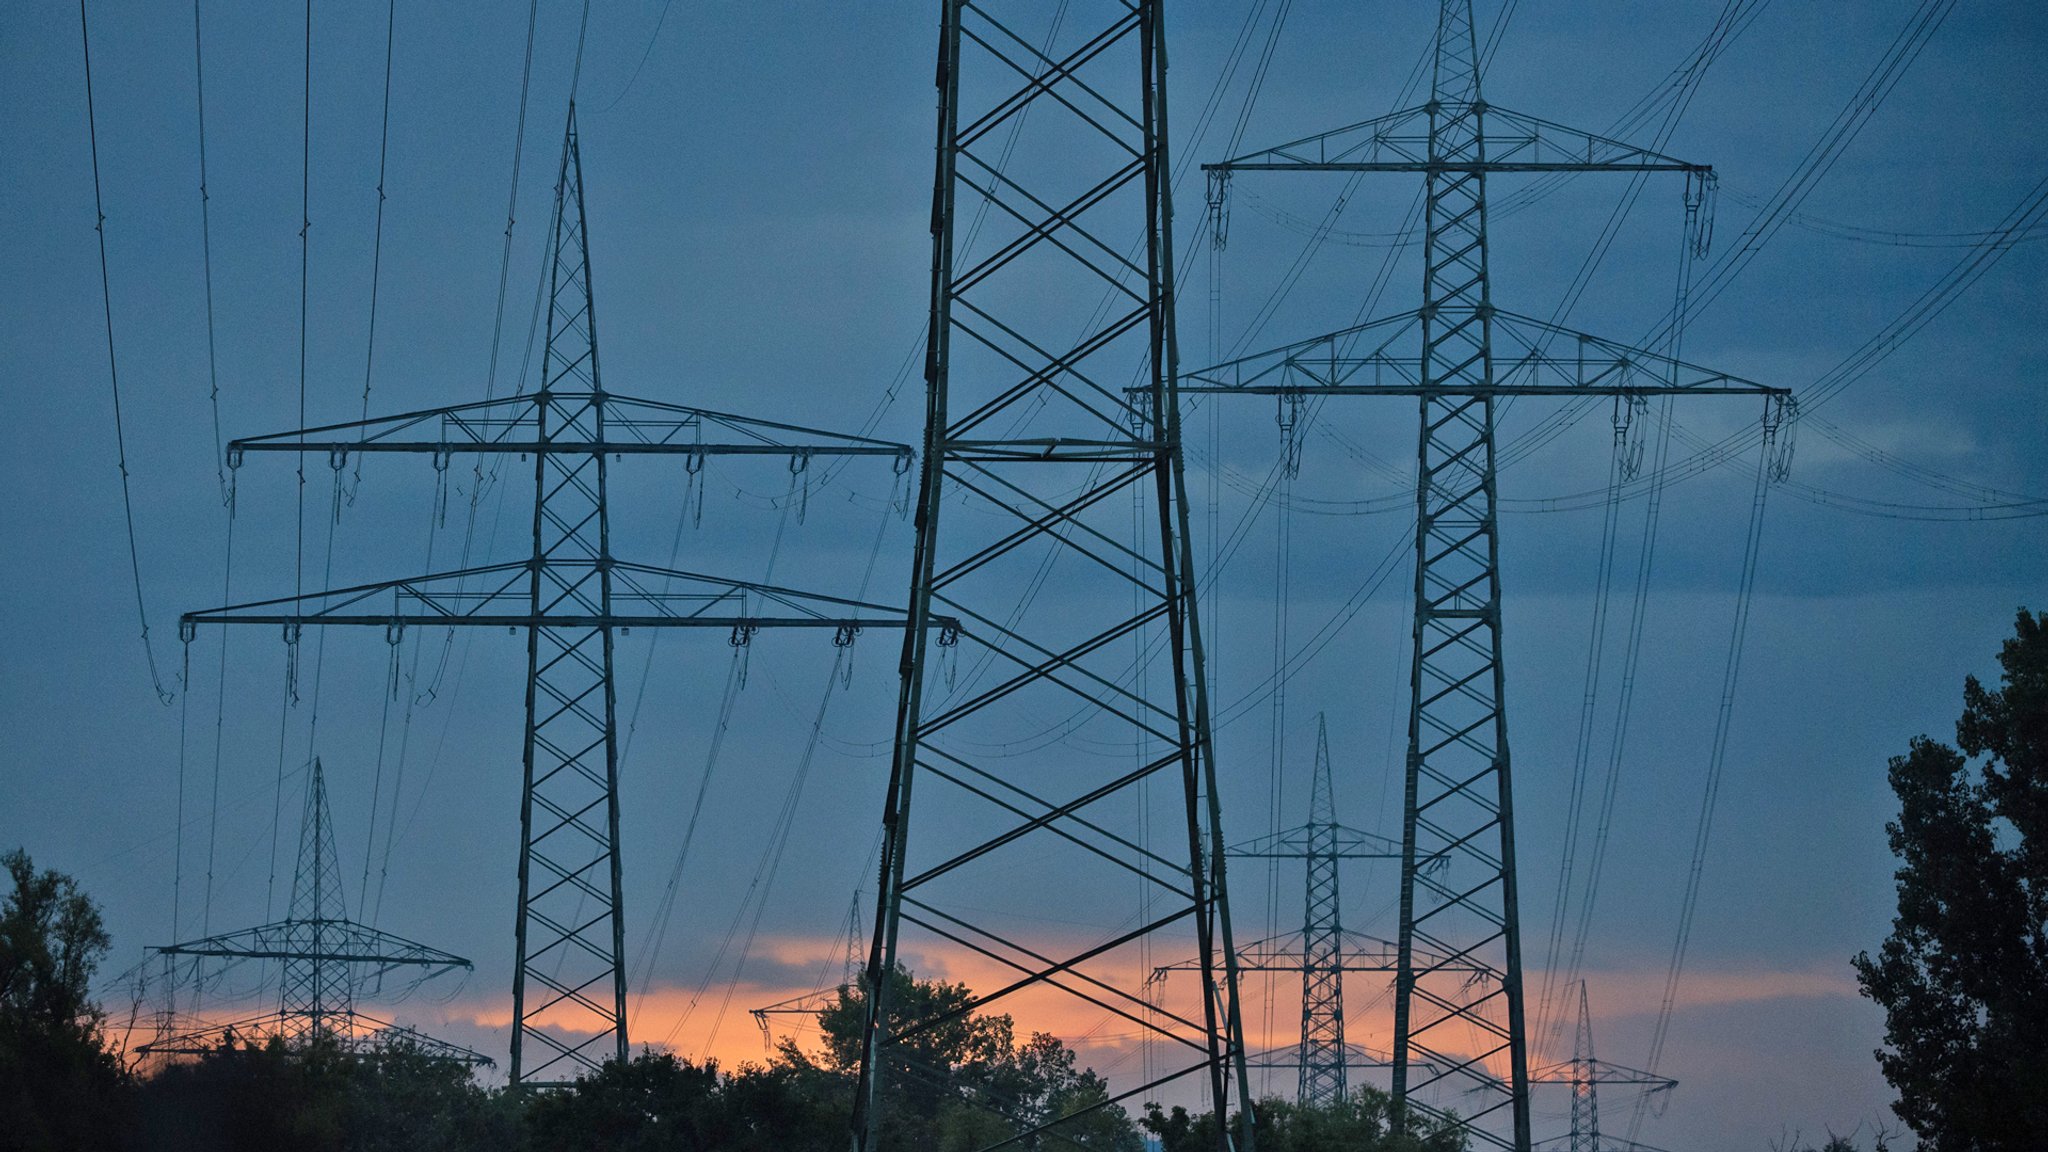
[1139,1087,1467,1152]
[132,1035,521,1152]
[1853,607,2048,1150]
[809,965,1142,1149]
[0,848,128,1152]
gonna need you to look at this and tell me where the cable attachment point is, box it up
[729,621,758,649]
[1612,394,1648,481]
[1685,169,1719,259]
[791,450,813,524]
[385,621,405,700]
[431,448,452,526]
[1276,392,1305,477]
[1765,395,1797,484]
[283,622,302,705]
[179,618,198,644]
[833,623,862,649]
[1206,169,1231,250]
[936,623,960,691]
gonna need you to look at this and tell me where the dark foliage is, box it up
[1853,607,2048,1150]
[3,855,1468,1152]
[132,1037,519,1152]
[0,848,128,1152]
[805,964,1140,1150]
[1140,1087,1467,1152]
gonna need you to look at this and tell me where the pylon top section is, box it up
[1177,307,1784,399]
[154,760,471,980]
[224,104,909,470]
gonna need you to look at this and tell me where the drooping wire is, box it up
[347,0,398,502]
[191,0,234,1008]
[76,0,174,706]
[1626,419,1778,1143]
[173,642,193,948]
[1548,168,1708,1049]
[1720,183,2048,248]
[1499,0,1955,474]
[656,477,901,1050]
[482,0,540,407]
[697,649,847,1053]
[1682,0,1957,324]
[271,0,314,920]
[568,0,592,101]
[196,512,235,1018]
[1260,417,1296,1096]
[1502,174,2048,514]
[593,0,677,114]
[1532,414,1628,1052]
[191,0,229,510]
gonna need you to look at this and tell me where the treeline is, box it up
[2,858,1461,1152]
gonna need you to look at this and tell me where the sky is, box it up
[2,1,2044,1148]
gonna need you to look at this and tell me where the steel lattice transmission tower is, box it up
[1155,716,1408,1107]
[852,2,1252,1148]
[138,759,489,1065]
[1532,982,1675,1152]
[184,107,919,1086]
[1180,2,1789,1146]
[1296,719,1347,1105]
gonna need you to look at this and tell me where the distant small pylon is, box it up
[1530,982,1676,1152]
[137,759,489,1066]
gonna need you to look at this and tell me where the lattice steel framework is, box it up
[1570,984,1598,1152]
[852,3,1250,1148]
[1156,717,1409,1106]
[184,107,919,1086]
[1183,3,1787,1147]
[1296,720,1346,1106]
[1530,982,1675,1152]
[140,759,490,1066]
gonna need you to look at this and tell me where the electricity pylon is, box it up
[1296,719,1350,1105]
[1532,982,1675,1152]
[1154,716,1415,1106]
[183,106,922,1086]
[852,3,1251,1149]
[1179,3,1790,1147]
[139,758,489,1065]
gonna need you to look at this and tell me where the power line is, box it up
[1626,421,1780,1144]
[76,0,174,707]
[594,0,678,114]
[348,0,398,501]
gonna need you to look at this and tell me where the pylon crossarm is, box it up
[1243,1039,1437,1073]
[179,561,942,632]
[1228,822,1401,858]
[1204,102,1707,175]
[225,391,913,463]
[136,1008,494,1066]
[1153,929,1472,974]
[1175,309,1785,398]
[155,919,470,974]
[1530,1058,1677,1089]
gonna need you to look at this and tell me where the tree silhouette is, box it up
[0,848,127,1151]
[1854,608,2048,1149]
